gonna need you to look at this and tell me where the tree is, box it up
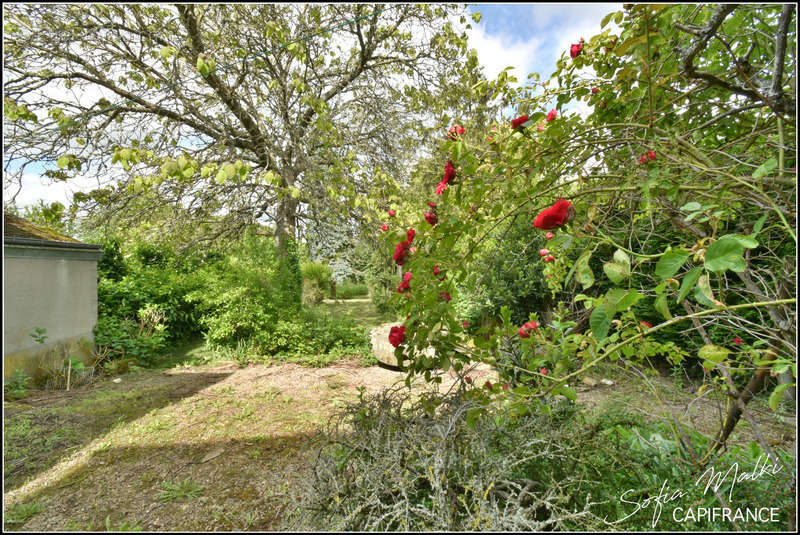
[3,3,486,254]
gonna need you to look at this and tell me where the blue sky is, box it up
[5,3,622,209]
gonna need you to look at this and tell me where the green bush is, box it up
[93,311,168,366]
[461,216,553,325]
[301,261,332,288]
[251,308,370,363]
[97,236,127,281]
[98,267,202,343]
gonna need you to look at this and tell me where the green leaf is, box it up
[590,304,612,342]
[574,252,594,289]
[768,383,793,410]
[612,249,630,270]
[654,294,672,320]
[698,344,729,370]
[616,290,644,312]
[655,249,690,279]
[677,266,703,304]
[471,11,482,23]
[752,157,777,179]
[750,214,768,237]
[694,274,715,306]
[603,249,631,284]
[57,155,71,169]
[603,262,628,284]
[704,234,757,273]
[680,201,702,212]
[559,385,577,401]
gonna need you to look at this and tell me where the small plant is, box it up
[4,502,44,526]
[105,515,143,531]
[29,327,48,345]
[4,369,32,400]
[157,478,204,502]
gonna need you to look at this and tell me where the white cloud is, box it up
[4,172,101,208]
[466,21,544,86]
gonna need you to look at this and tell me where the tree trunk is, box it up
[274,171,299,255]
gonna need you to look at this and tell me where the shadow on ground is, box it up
[4,433,319,531]
[3,369,233,492]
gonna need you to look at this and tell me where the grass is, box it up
[3,297,794,531]
[318,299,396,328]
[157,478,205,502]
[4,502,44,526]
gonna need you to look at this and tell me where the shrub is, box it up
[4,370,32,400]
[295,388,794,531]
[301,261,333,288]
[93,310,168,367]
[97,267,202,343]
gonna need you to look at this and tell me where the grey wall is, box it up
[3,247,100,379]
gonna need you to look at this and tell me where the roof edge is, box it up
[4,236,103,250]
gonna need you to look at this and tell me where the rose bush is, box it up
[379,4,795,466]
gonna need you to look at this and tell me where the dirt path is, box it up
[4,359,794,531]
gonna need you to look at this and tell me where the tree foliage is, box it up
[3,3,487,251]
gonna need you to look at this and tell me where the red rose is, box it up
[447,125,465,139]
[648,150,656,161]
[443,160,456,184]
[435,181,448,195]
[545,232,555,240]
[544,255,555,263]
[428,201,437,209]
[519,326,530,338]
[465,376,472,383]
[381,224,388,232]
[397,280,410,293]
[388,209,396,217]
[502,383,509,391]
[393,240,410,265]
[591,87,599,94]
[433,264,441,276]
[533,199,574,230]
[733,337,742,346]
[388,325,406,347]
[570,42,583,58]
[403,271,413,282]
[462,321,469,329]
[546,109,558,122]
[524,320,538,333]
[439,291,451,302]
[638,153,648,164]
[540,367,548,376]
[485,380,493,389]
[424,212,438,226]
[511,114,529,129]
[639,321,652,329]
[539,248,550,257]
[407,228,416,243]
